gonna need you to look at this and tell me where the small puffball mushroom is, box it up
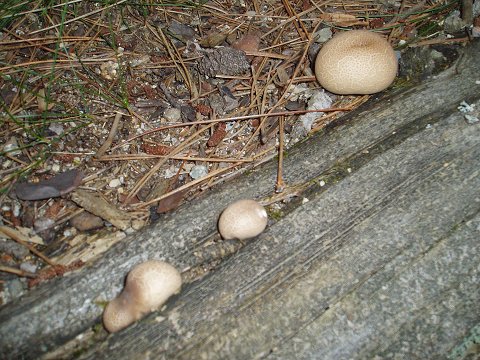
[315,30,398,95]
[103,260,182,333]
[218,199,268,240]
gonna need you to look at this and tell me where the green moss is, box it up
[266,207,284,221]
[92,322,105,334]
[95,300,109,309]
[392,77,416,90]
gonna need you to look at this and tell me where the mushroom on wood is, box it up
[103,260,182,333]
[218,199,268,240]
[315,30,398,95]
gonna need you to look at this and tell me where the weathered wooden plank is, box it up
[0,41,479,359]
[78,93,480,359]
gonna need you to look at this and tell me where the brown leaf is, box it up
[232,34,261,53]
[207,122,227,147]
[195,103,212,116]
[71,189,132,231]
[142,143,172,155]
[232,34,261,61]
[156,190,187,214]
[118,193,140,205]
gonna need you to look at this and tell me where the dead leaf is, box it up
[200,32,227,48]
[142,143,172,155]
[71,189,132,230]
[207,122,227,147]
[15,169,84,201]
[157,190,187,214]
[232,34,261,61]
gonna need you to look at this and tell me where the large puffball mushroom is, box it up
[103,260,182,333]
[314,30,398,95]
[218,199,268,240]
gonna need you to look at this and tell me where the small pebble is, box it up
[3,137,21,156]
[100,61,119,80]
[124,227,136,235]
[131,219,146,231]
[63,228,76,237]
[34,217,55,232]
[13,201,21,217]
[164,108,181,122]
[189,165,208,179]
[2,159,12,169]
[464,114,479,124]
[20,262,37,274]
[109,178,122,188]
[51,163,61,173]
[70,212,104,231]
[48,123,64,135]
[314,28,332,43]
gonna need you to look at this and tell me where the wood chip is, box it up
[71,189,132,231]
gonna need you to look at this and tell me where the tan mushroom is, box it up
[103,260,182,333]
[315,30,398,95]
[218,199,268,240]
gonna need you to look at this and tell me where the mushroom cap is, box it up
[103,292,137,333]
[314,30,398,95]
[126,260,182,313]
[218,199,268,240]
[103,260,182,333]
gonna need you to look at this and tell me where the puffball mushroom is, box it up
[218,199,268,240]
[103,260,182,333]
[315,30,398,95]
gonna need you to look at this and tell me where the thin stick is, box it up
[0,226,55,266]
[0,0,83,20]
[95,112,122,158]
[275,116,286,193]
[0,265,37,279]
[281,0,309,41]
[112,107,351,150]
[97,154,254,163]
[462,0,473,25]
[133,161,244,209]
[125,123,216,202]
[29,0,128,35]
